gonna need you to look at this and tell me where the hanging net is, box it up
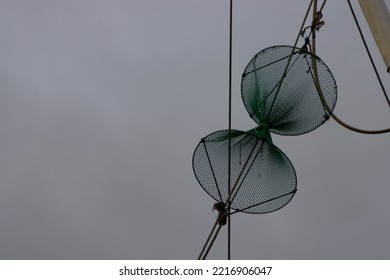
[192,129,297,214]
[241,45,337,136]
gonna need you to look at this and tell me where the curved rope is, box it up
[311,0,390,134]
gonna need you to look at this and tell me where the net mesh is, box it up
[241,45,337,136]
[192,130,297,214]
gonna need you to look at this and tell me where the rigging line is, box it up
[347,0,390,107]
[265,0,314,122]
[313,0,318,28]
[302,0,326,42]
[294,0,314,50]
[319,0,327,14]
[310,1,390,134]
[199,0,234,261]
[197,219,219,260]
[202,224,223,260]
[228,0,233,261]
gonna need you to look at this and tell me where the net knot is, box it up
[312,11,325,31]
[300,37,311,52]
[213,202,228,226]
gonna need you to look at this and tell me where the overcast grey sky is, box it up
[0,0,389,260]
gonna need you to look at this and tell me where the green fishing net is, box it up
[192,130,297,214]
[192,45,338,214]
[241,45,337,135]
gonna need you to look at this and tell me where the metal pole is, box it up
[358,0,390,73]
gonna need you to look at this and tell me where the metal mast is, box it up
[358,0,390,73]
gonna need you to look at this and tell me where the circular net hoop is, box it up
[192,130,297,214]
[241,45,337,136]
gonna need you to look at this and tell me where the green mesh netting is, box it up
[241,45,337,136]
[192,129,297,214]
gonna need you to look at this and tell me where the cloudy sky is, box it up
[0,0,389,260]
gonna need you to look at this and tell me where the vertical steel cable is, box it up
[227,0,233,261]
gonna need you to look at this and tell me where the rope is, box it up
[198,0,234,260]
[310,0,390,134]
[201,224,223,260]
[319,0,327,14]
[197,219,219,260]
[266,0,314,120]
[197,202,228,260]
[294,0,314,50]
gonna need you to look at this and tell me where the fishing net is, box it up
[241,45,337,136]
[192,129,297,214]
